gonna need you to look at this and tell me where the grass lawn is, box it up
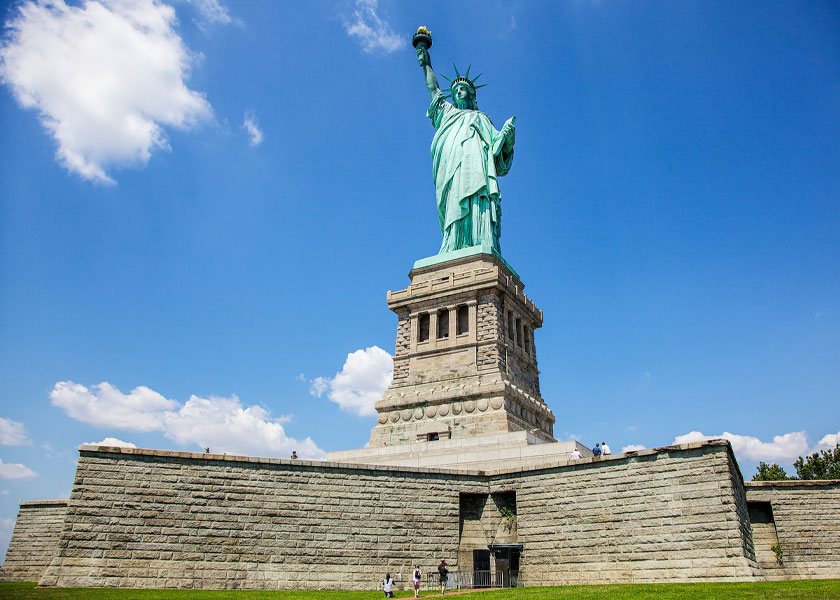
[2,580,840,599]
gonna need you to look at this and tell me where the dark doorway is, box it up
[473,549,490,587]
[490,544,522,587]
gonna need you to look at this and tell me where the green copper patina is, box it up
[414,28,516,266]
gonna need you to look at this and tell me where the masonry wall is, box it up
[745,481,840,580]
[39,447,487,590]
[0,500,68,582]
[490,441,760,585]
[37,441,781,590]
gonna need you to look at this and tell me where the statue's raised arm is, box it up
[412,27,516,258]
[413,27,439,99]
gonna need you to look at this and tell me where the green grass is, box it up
[1,580,839,600]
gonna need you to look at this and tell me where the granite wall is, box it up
[745,480,840,580]
[39,447,486,590]
[491,441,760,585]
[10,441,838,590]
[0,500,68,582]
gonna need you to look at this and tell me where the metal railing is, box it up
[425,570,522,590]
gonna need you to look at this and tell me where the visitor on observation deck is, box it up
[570,448,583,460]
[592,442,601,457]
[602,442,611,455]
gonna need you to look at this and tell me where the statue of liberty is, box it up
[413,28,516,256]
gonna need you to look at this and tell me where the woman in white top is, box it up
[383,573,394,598]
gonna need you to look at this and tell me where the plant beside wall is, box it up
[771,543,783,564]
[500,506,517,521]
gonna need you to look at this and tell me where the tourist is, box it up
[602,442,611,455]
[438,559,449,595]
[592,442,601,457]
[290,451,298,459]
[412,565,422,598]
[383,572,394,598]
[570,448,582,460]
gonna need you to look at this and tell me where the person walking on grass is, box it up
[438,559,449,595]
[412,564,422,598]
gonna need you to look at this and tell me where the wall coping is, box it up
[78,438,734,478]
[745,479,840,488]
[20,500,68,507]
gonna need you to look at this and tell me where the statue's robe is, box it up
[427,90,514,254]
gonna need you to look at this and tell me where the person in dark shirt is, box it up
[438,559,449,596]
[592,443,602,457]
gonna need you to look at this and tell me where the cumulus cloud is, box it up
[344,0,403,54]
[310,346,393,417]
[673,430,810,463]
[51,381,325,459]
[815,431,840,451]
[622,444,645,452]
[86,437,137,448]
[243,110,263,146]
[161,394,319,457]
[0,459,37,480]
[0,0,212,183]
[51,381,177,431]
[0,417,30,446]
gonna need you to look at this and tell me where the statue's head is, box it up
[443,64,486,111]
[452,82,477,110]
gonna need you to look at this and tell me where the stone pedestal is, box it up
[369,253,555,447]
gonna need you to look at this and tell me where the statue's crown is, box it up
[442,64,487,99]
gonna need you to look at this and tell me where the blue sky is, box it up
[1,0,838,559]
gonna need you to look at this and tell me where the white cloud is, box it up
[344,0,403,54]
[243,110,263,146]
[0,0,212,183]
[310,346,392,417]
[86,437,137,448]
[51,381,178,431]
[0,417,30,446]
[815,431,840,451]
[0,490,10,496]
[0,459,37,479]
[673,430,809,463]
[51,381,325,459]
[622,444,645,452]
[162,394,322,457]
[182,0,232,26]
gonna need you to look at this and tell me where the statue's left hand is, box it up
[502,118,516,148]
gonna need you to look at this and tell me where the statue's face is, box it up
[453,84,472,109]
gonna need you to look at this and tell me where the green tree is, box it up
[752,462,791,481]
[793,443,840,480]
